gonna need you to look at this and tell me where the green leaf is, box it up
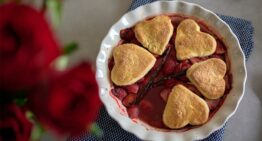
[52,55,69,71]
[26,111,34,120]
[31,122,45,141]
[52,42,78,71]
[26,111,45,141]
[90,123,103,138]
[14,98,27,106]
[31,123,45,141]
[63,42,78,55]
[47,0,63,27]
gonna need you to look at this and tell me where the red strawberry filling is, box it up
[163,57,177,74]
[139,100,153,111]
[224,73,233,93]
[173,60,192,73]
[205,99,221,111]
[185,83,202,97]
[108,58,115,71]
[124,84,139,94]
[109,15,232,130]
[180,60,192,70]
[130,38,142,46]
[127,106,139,119]
[111,87,127,100]
[120,28,135,41]
[164,79,181,88]
[170,15,186,29]
[178,76,189,83]
[189,57,209,64]
[215,40,226,54]
[122,94,137,107]
[210,54,225,60]
[160,89,172,102]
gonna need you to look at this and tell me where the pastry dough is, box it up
[163,84,209,129]
[175,19,216,60]
[111,43,156,86]
[187,58,227,99]
[134,15,173,55]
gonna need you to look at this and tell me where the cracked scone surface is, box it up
[163,84,209,129]
[134,15,173,55]
[187,58,227,99]
[111,43,156,86]
[175,19,216,60]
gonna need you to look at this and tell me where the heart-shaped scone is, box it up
[134,15,173,55]
[187,58,227,99]
[163,84,209,129]
[111,43,156,86]
[175,19,216,60]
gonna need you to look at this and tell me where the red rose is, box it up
[0,3,60,92]
[28,62,101,135]
[0,103,32,141]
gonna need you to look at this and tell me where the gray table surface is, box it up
[42,0,262,140]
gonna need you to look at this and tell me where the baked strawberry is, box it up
[170,16,185,28]
[186,84,202,97]
[127,106,139,119]
[122,94,137,107]
[210,54,224,60]
[160,89,171,102]
[180,60,191,70]
[130,38,142,46]
[205,99,221,111]
[108,59,114,71]
[137,77,145,83]
[149,120,163,128]
[215,40,226,54]
[111,87,127,100]
[225,54,231,72]
[163,58,177,74]
[139,100,153,111]
[124,84,139,94]
[189,57,201,64]
[120,28,135,41]
[224,74,232,90]
[189,57,208,64]
[139,74,151,86]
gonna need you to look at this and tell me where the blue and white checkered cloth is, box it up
[68,0,254,141]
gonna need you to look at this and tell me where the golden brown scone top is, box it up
[134,15,173,55]
[111,43,156,86]
[187,58,227,99]
[163,84,209,129]
[175,19,216,60]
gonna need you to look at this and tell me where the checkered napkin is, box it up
[68,0,254,141]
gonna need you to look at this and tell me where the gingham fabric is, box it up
[68,0,254,141]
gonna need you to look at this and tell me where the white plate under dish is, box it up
[96,1,246,140]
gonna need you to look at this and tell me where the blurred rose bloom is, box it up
[0,103,32,141]
[0,2,101,140]
[0,3,60,93]
[28,63,101,135]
